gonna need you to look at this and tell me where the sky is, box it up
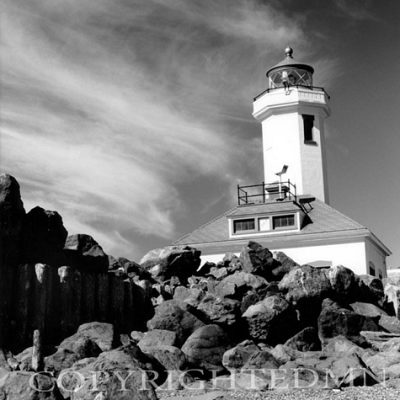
[1,0,400,266]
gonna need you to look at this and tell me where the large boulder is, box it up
[350,302,388,318]
[279,265,332,326]
[45,338,102,374]
[0,371,61,400]
[181,324,231,373]
[270,251,298,280]
[64,234,108,272]
[242,294,299,345]
[328,265,358,302]
[0,174,25,264]
[318,299,381,345]
[222,340,260,370]
[147,300,204,346]
[59,322,115,352]
[284,326,321,351]
[195,294,241,329]
[278,264,332,304]
[214,271,268,300]
[138,329,177,350]
[22,206,68,266]
[361,351,400,381]
[242,349,280,370]
[379,315,400,333]
[140,246,201,283]
[385,283,400,318]
[58,345,161,399]
[356,275,385,306]
[239,241,276,280]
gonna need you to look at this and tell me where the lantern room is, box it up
[267,47,314,89]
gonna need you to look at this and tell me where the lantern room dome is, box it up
[266,47,314,89]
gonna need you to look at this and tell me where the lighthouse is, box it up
[253,47,330,203]
[174,47,390,278]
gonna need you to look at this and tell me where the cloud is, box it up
[0,0,329,259]
[333,0,378,21]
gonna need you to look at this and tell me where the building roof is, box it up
[266,47,314,77]
[174,196,391,255]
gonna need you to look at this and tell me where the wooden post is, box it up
[32,329,43,371]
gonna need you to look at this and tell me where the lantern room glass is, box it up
[268,68,313,89]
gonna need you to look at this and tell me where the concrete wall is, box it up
[200,240,375,276]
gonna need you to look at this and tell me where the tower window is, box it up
[233,218,255,233]
[303,114,315,143]
[272,214,295,229]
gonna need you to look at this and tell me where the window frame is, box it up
[302,114,317,145]
[233,218,256,234]
[272,214,296,230]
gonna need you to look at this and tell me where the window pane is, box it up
[259,217,271,231]
[303,114,314,143]
[234,219,255,233]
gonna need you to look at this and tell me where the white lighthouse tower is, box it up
[253,47,330,203]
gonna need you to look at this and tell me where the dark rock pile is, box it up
[1,173,400,399]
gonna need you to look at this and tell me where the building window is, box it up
[272,214,295,229]
[258,217,271,231]
[233,219,255,233]
[303,114,315,143]
[369,262,376,277]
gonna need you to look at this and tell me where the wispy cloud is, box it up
[333,0,378,21]
[1,0,329,259]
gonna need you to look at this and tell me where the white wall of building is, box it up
[199,240,375,276]
[365,238,387,278]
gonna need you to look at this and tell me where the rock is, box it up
[195,294,240,329]
[284,326,321,351]
[0,371,61,399]
[281,350,378,388]
[0,174,25,262]
[64,234,108,272]
[142,345,186,370]
[214,271,268,300]
[130,331,145,343]
[356,275,385,306]
[323,335,365,355]
[360,331,400,351]
[242,294,298,345]
[59,322,115,352]
[147,300,204,346]
[350,302,388,318]
[318,299,381,344]
[59,345,160,399]
[385,283,400,318]
[222,340,260,370]
[328,265,357,302]
[278,264,332,304]
[195,261,214,276]
[239,241,276,279]
[270,251,299,280]
[208,266,228,280]
[362,351,400,381]
[45,338,101,374]
[173,286,205,307]
[181,324,231,373]
[138,330,177,350]
[140,245,201,283]
[243,349,280,370]
[22,206,68,266]
[379,314,400,333]
[269,344,299,364]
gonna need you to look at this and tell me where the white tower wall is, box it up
[253,87,330,202]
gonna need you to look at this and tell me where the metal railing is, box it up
[237,180,297,205]
[253,85,330,101]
